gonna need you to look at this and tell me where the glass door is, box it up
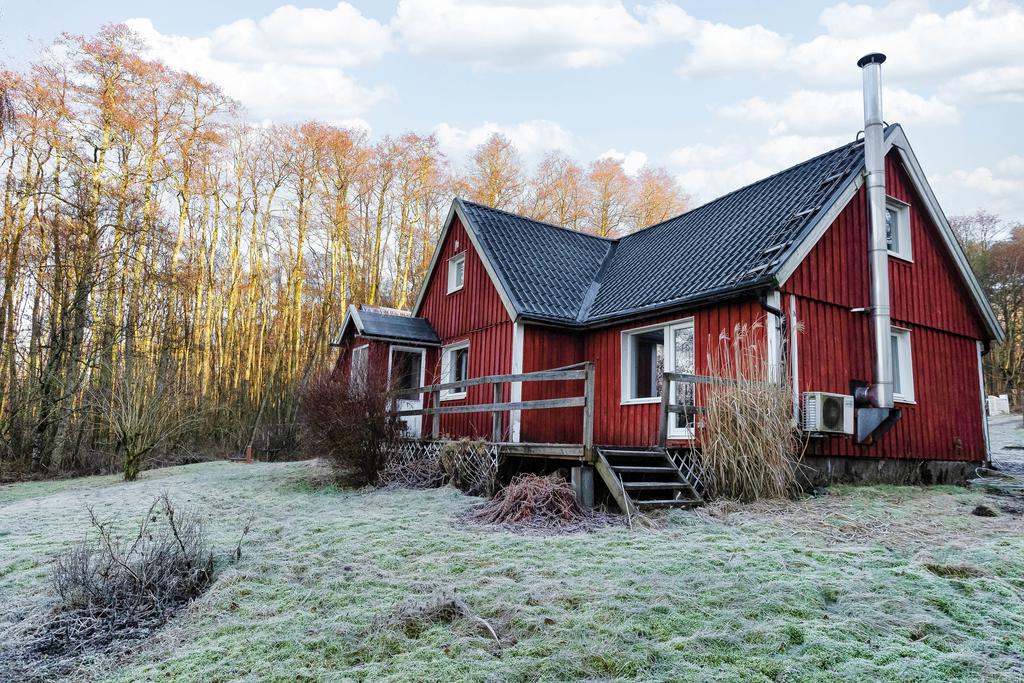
[389,346,426,438]
[666,321,695,439]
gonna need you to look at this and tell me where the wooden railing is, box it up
[391,361,596,459]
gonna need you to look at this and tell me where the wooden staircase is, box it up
[594,446,703,514]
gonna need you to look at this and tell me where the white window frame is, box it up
[891,327,915,404]
[350,344,369,393]
[387,345,426,393]
[885,196,912,262]
[620,317,694,406]
[447,252,466,294]
[440,340,470,401]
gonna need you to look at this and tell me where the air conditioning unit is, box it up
[802,392,854,434]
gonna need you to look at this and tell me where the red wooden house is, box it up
[333,55,1002,510]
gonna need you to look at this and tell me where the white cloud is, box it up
[715,88,959,136]
[599,149,648,175]
[125,4,393,122]
[668,135,849,204]
[932,157,1024,221]
[433,119,574,162]
[393,0,656,68]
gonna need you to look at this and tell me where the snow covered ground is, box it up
[988,414,1024,474]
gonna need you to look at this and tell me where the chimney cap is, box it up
[857,52,887,68]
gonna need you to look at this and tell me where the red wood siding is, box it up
[786,154,986,339]
[784,150,987,461]
[583,300,765,447]
[332,337,389,385]
[520,326,585,443]
[417,215,515,439]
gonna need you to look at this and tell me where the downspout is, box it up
[854,53,901,443]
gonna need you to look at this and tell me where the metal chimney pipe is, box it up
[858,52,893,410]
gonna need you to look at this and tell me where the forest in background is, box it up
[0,25,690,477]
[1,25,1021,479]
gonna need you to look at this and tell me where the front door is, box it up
[666,321,696,440]
[389,346,426,438]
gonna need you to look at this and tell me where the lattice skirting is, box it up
[667,447,708,498]
[380,439,502,495]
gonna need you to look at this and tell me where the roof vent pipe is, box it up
[854,52,901,443]
[856,52,893,411]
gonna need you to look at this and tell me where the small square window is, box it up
[440,341,470,400]
[890,327,914,403]
[885,198,912,261]
[447,253,466,293]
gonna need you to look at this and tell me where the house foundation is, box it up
[800,455,983,487]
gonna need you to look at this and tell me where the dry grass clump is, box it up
[696,320,803,501]
[468,474,619,533]
[372,591,502,647]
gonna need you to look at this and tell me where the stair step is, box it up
[622,481,689,490]
[612,466,678,474]
[634,498,701,507]
[601,449,665,457]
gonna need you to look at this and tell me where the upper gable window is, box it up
[885,197,912,261]
[447,252,466,293]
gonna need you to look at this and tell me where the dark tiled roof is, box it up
[357,307,440,345]
[458,136,868,325]
[459,200,614,321]
[587,138,866,320]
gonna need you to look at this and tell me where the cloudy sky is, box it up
[4,0,1023,221]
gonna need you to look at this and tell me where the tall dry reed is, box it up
[694,319,803,501]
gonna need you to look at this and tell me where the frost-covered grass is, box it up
[2,460,1024,682]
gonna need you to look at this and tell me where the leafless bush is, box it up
[296,368,399,487]
[695,320,804,501]
[1,494,252,680]
[468,474,621,533]
[440,438,500,497]
[101,362,199,481]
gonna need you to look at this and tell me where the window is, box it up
[890,327,914,403]
[447,253,466,293]
[885,197,912,261]
[624,329,664,401]
[440,341,470,400]
[621,319,694,407]
[389,347,423,392]
[350,344,368,393]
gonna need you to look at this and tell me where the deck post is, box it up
[431,388,440,440]
[658,374,670,447]
[492,382,502,442]
[571,465,595,508]
[582,361,595,463]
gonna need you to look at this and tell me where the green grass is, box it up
[2,460,1023,682]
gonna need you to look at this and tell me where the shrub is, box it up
[695,320,803,501]
[42,494,215,659]
[296,368,399,487]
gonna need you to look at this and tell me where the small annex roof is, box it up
[410,125,1003,343]
[334,304,441,346]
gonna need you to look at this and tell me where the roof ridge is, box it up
[458,198,617,244]
[621,135,866,241]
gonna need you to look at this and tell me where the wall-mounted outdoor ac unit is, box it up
[802,392,854,434]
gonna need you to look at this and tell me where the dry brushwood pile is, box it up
[0,493,247,681]
[467,474,621,533]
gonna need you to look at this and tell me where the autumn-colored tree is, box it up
[467,133,524,210]
[586,157,632,238]
[630,166,689,229]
